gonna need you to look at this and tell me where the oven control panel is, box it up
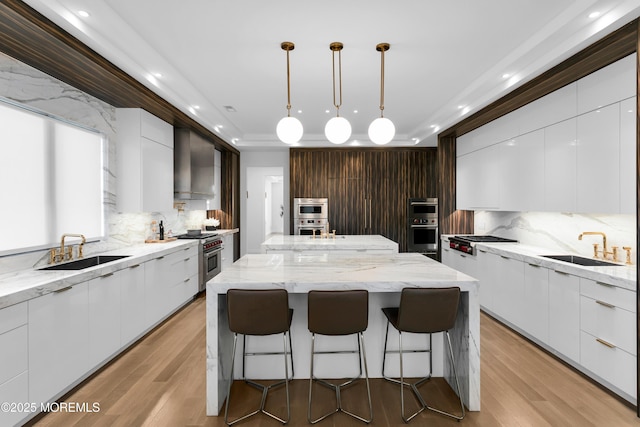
[203,239,223,251]
[411,218,437,225]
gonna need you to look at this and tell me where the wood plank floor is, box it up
[29,294,640,427]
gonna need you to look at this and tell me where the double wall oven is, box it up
[407,198,438,256]
[293,198,328,235]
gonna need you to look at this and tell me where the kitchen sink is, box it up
[39,255,130,271]
[540,254,622,267]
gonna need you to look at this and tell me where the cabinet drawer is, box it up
[0,371,29,427]
[0,325,28,385]
[580,331,636,398]
[580,296,635,355]
[580,278,635,312]
[0,301,27,335]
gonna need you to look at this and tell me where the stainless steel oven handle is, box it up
[410,224,438,229]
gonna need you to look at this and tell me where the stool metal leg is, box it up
[382,321,466,423]
[225,331,291,425]
[243,331,295,380]
[308,332,373,424]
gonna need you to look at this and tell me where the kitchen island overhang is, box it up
[206,252,479,415]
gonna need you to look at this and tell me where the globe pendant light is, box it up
[276,41,303,144]
[324,42,351,144]
[368,43,395,145]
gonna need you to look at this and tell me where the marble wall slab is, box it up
[475,211,636,262]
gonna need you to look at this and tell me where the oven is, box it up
[177,232,223,292]
[294,218,328,235]
[294,198,328,219]
[407,198,438,254]
[293,198,329,235]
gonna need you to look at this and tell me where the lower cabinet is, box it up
[89,270,122,367]
[221,234,235,269]
[0,302,28,427]
[19,244,199,420]
[522,263,549,344]
[476,247,635,402]
[29,282,90,405]
[548,270,581,363]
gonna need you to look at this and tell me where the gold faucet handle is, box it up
[623,246,632,265]
[611,246,618,262]
[592,243,599,258]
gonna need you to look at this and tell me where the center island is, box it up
[206,251,479,416]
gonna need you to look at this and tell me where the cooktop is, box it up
[452,235,518,243]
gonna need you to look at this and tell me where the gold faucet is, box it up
[578,231,617,261]
[50,233,86,264]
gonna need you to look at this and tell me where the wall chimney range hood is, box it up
[174,128,215,200]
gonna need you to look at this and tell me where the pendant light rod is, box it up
[376,43,390,118]
[330,42,344,117]
[281,41,295,117]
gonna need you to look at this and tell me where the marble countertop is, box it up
[0,239,198,309]
[261,234,398,252]
[441,235,636,291]
[208,252,477,293]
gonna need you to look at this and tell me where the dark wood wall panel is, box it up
[0,0,237,154]
[290,147,437,252]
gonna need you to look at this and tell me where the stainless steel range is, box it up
[448,235,518,255]
[177,232,223,292]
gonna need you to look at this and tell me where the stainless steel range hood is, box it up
[174,128,215,200]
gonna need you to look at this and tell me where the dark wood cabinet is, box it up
[290,148,437,252]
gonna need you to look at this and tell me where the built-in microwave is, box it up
[293,198,328,220]
[408,198,438,221]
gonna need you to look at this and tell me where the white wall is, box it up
[240,150,290,256]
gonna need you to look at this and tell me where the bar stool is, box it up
[381,287,465,423]
[224,289,293,425]
[307,289,373,424]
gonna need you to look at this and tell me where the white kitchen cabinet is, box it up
[493,254,525,328]
[475,249,496,311]
[577,53,636,115]
[580,331,636,398]
[519,83,577,135]
[0,302,28,418]
[548,270,580,363]
[121,262,148,344]
[501,129,545,211]
[117,108,174,213]
[576,104,620,214]
[88,270,122,367]
[456,143,502,210]
[165,246,199,312]
[619,98,636,214]
[29,282,90,405]
[522,263,549,344]
[221,234,235,269]
[544,118,577,212]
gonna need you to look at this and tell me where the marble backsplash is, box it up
[0,52,210,274]
[475,211,636,263]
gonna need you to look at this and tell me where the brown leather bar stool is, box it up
[307,289,373,424]
[381,287,465,423]
[224,289,293,425]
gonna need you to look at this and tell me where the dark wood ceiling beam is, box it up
[442,19,638,139]
[0,0,238,153]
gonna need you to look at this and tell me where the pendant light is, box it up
[324,42,352,144]
[276,41,303,144]
[368,43,395,145]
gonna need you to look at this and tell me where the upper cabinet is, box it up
[577,54,636,115]
[456,54,636,215]
[117,109,174,213]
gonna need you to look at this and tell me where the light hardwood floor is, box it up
[29,294,640,426]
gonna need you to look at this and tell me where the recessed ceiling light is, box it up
[188,107,196,115]
[213,126,220,132]
[153,72,162,78]
[193,105,200,110]
[216,124,223,128]
[353,110,358,114]
[224,105,237,112]
[457,105,465,109]
[502,73,511,79]
[589,11,601,19]
[232,138,239,145]
[297,110,302,114]
[78,10,90,18]
[412,138,420,144]
[430,124,437,128]
[325,109,330,114]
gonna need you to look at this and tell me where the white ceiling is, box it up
[22,0,640,150]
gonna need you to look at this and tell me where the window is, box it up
[0,100,105,255]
